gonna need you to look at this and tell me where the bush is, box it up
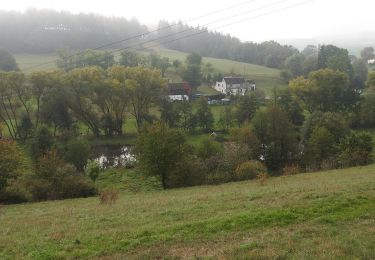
[282,165,301,176]
[234,161,267,181]
[203,142,260,185]
[29,126,54,160]
[85,159,101,182]
[64,139,90,172]
[204,155,224,173]
[303,126,337,170]
[167,159,207,188]
[27,178,54,201]
[0,140,25,191]
[0,140,28,203]
[205,171,233,185]
[1,185,28,204]
[229,127,261,160]
[58,165,97,199]
[196,137,223,160]
[99,189,119,205]
[27,151,96,201]
[257,172,269,186]
[338,132,373,167]
[222,142,250,173]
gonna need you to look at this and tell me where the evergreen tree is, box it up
[195,98,214,132]
[0,48,18,71]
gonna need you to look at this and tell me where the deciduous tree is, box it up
[0,48,18,71]
[124,66,166,131]
[182,53,202,89]
[195,97,214,132]
[0,71,29,140]
[252,106,298,172]
[289,69,356,112]
[64,66,104,136]
[135,122,189,189]
[0,140,26,199]
[318,45,353,77]
[304,126,336,168]
[360,47,375,63]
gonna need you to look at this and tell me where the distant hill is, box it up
[0,9,148,53]
[278,32,375,55]
[150,48,284,94]
[319,31,375,55]
[2,10,298,70]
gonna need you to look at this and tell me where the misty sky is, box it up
[2,0,375,42]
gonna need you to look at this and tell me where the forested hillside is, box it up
[0,9,148,53]
[1,10,298,70]
[157,20,298,68]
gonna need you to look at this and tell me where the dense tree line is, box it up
[157,21,298,69]
[0,66,166,140]
[0,9,299,69]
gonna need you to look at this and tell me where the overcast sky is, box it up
[1,0,375,42]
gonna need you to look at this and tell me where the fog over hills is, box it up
[278,31,375,54]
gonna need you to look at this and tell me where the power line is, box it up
[111,0,314,59]
[110,0,292,55]
[22,0,313,71]
[21,0,262,71]
[92,0,261,50]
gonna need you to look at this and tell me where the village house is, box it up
[213,76,255,96]
[167,82,192,101]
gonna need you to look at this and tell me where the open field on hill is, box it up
[150,48,286,94]
[1,165,375,259]
[14,53,59,71]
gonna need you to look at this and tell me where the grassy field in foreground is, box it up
[1,165,375,259]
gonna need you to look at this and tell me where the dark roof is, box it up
[223,77,245,85]
[168,82,192,95]
[207,94,226,100]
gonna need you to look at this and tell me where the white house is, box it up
[213,77,255,96]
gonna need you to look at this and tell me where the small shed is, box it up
[168,82,192,101]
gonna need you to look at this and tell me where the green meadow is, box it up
[1,165,374,259]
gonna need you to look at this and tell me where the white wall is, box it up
[168,95,189,101]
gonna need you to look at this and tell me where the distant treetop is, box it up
[0,48,19,71]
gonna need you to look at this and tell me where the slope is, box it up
[14,48,286,95]
[1,165,374,259]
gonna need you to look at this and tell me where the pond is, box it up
[90,145,136,169]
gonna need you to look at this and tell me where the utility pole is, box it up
[273,86,278,106]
